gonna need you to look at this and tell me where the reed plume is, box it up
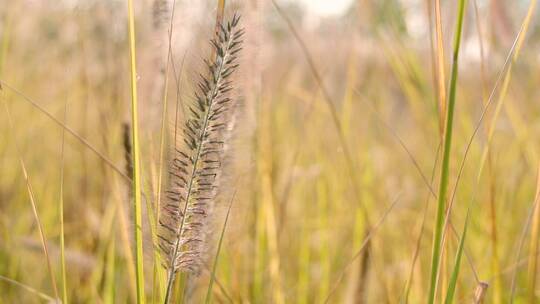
[158,13,244,303]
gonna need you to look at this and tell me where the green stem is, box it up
[444,212,469,304]
[127,0,145,302]
[428,0,467,303]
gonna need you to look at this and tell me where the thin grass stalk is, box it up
[324,197,401,303]
[296,223,311,304]
[434,0,446,134]
[108,160,138,298]
[434,13,536,304]
[527,164,540,302]
[0,81,131,182]
[434,4,537,303]
[476,6,536,301]
[477,0,537,178]
[215,0,226,35]
[270,0,370,223]
[104,233,117,304]
[155,0,176,263]
[154,0,179,298]
[59,101,68,304]
[399,142,441,303]
[0,275,55,302]
[428,1,467,303]
[443,211,469,304]
[205,191,235,304]
[433,0,447,295]
[509,183,540,303]
[1,99,59,301]
[126,0,145,302]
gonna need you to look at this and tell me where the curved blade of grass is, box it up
[323,195,401,303]
[434,5,536,302]
[0,80,130,182]
[509,182,540,303]
[1,98,59,301]
[443,211,469,304]
[428,0,467,303]
[270,0,370,223]
[126,0,145,302]
[528,164,540,304]
[205,190,236,304]
[399,142,441,303]
[476,0,537,179]
[0,275,55,302]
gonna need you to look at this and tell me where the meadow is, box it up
[0,0,540,303]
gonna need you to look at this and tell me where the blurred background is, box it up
[1,0,540,303]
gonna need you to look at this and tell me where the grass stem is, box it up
[427,0,467,303]
[126,0,146,302]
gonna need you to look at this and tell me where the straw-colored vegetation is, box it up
[1,0,540,303]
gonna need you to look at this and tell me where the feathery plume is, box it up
[158,13,244,302]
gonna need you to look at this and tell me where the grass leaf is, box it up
[444,211,469,304]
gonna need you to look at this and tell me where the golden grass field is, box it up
[1,0,540,303]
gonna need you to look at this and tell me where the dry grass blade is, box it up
[0,275,55,302]
[0,80,130,182]
[271,0,370,222]
[472,282,489,304]
[477,0,537,179]
[1,98,59,301]
[399,142,441,303]
[509,166,540,303]
[355,92,437,197]
[215,0,226,36]
[438,7,532,291]
[434,0,446,134]
[443,210,469,304]
[527,164,540,302]
[205,189,235,304]
[154,0,179,300]
[324,196,401,303]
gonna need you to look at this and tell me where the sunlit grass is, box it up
[1,1,540,303]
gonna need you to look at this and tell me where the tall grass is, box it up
[2,100,59,301]
[3,1,540,303]
[126,0,146,302]
[527,164,540,302]
[428,0,467,303]
[158,14,243,303]
[443,211,469,304]
[59,101,68,304]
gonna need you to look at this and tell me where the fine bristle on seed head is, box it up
[158,13,244,278]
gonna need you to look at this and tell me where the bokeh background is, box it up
[1,0,540,303]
